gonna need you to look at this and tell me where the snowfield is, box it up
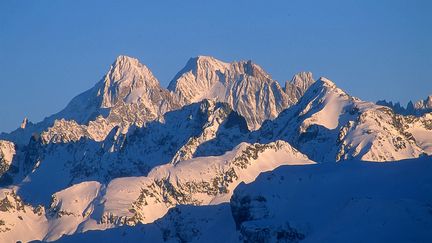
[231,157,432,242]
[35,157,432,243]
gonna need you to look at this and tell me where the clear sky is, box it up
[0,0,431,133]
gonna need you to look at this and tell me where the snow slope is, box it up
[49,204,238,243]
[99,140,313,225]
[231,157,432,242]
[0,140,312,242]
[28,156,432,243]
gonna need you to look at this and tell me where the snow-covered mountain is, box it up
[0,55,431,242]
[26,157,432,243]
[1,99,249,206]
[256,77,432,162]
[0,56,180,145]
[168,56,314,130]
[0,140,312,242]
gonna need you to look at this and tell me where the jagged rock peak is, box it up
[189,55,272,76]
[168,56,228,89]
[20,117,28,129]
[167,56,291,130]
[284,71,315,104]
[168,56,297,130]
[106,55,158,86]
[168,56,273,92]
[193,55,229,68]
[232,59,273,80]
[290,71,314,89]
[113,55,140,66]
[377,94,432,116]
[99,55,162,108]
[415,95,432,109]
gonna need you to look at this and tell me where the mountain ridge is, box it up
[168,55,314,130]
[0,55,431,243]
[1,55,311,144]
[377,95,432,116]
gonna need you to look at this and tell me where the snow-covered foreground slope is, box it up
[0,182,103,242]
[32,156,432,243]
[0,140,312,242]
[231,157,432,242]
[50,204,238,243]
[100,140,312,225]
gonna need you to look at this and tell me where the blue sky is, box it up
[0,0,431,132]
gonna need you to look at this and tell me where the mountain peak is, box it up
[297,76,348,106]
[426,95,432,106]
[191,55,229,70]
[108,55,153,81]
[168,56,291,130]
[317,77,336,88]
[290,72,314,87]
[100,55,161,108]
[195,55,223,63]
[20,117,28,129]
[415,95,432,110]
[184,55,229,68]
[284,72,315,104]
[113,55,140,65]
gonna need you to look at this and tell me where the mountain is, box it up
[0,55,431,242]
[28,157,432,243]
[0,55,180,145]
[256,77,432,162]
[284,71,315,104]
[415,95,432,110]
[168,56,314,130]
[0,141,15,178]
[377,95,432,116]
[0,55,183,185]
[2,99,249,205]
[0,140,312,242]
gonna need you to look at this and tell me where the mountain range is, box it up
[0,55,431,242]
[377,96,432,116]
